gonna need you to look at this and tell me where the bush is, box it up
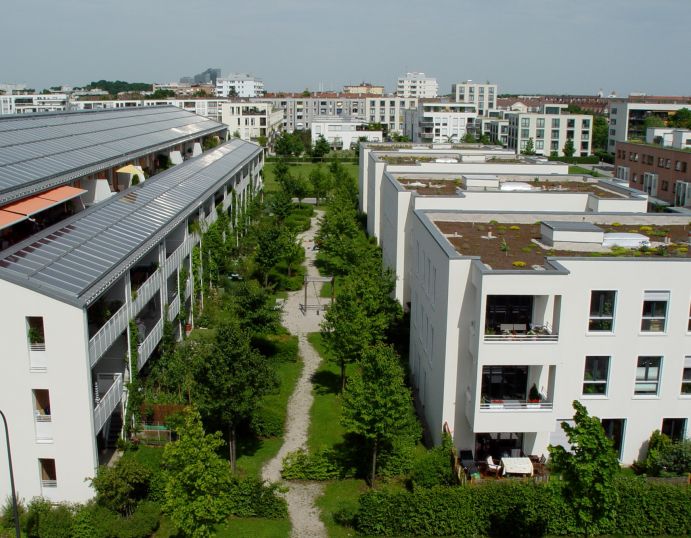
[251,405,285,438]
[548,155,600,164]
[636,431,691,476]
[36,504,74,538]
[85,501,160,538]
[227,477,287,519]
[90,458,152,516]
[409,443,455,489]
[282,449,344,480]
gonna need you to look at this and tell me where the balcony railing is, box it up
[138,318,163,370]
[165,239,192,278]
[30,343,46,351]
[484,323,558,342]
[29,348,48,372]
[35,415,52,441]
[168,294,180,321]
[41,480,57,488]
[88,302,129,367]
[93,373,123,434]
[480,400,553,410]
[132,269,161,315]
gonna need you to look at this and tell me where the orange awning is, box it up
[0,210,27,231]
[1,186,87,217]
[39,185,87,203]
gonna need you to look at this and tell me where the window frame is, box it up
[640,291,669,333]
[582,356,610,396]
[634,356,662,396]
[588,290,616,332]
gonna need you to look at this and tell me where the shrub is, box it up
[611,222,621,227]
[509,225,520,230]
[409,441,455,489]
[36,504,74,538]
[520,246,534,253]
[282,449,343,480]
[26,498,53,538]
[251,405,285,438]
[86,501,161,538]
[90,458,152,516]
[512,261,527,268]
[227,477,287,519]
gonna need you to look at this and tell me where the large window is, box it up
[583,356,609,395]
[661,418,686,442]
[635,356,662,395]
[682,356,691,395]
[601,419,625,459]
[641,291,669,332]
[481,366,528,401]
[588,290,616,331]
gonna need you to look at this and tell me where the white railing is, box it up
[480,401,554,410]
[41,480,57,488]
[484,333,559,342]
[35,415,52,441]
[165,239,192,278]
[137,318,163,370]
[30,343,46,351]
[93,373,123,434]
[88,303,129,367]
[168,294,180,321]
[132,269,161,315]
[29,349,48,372]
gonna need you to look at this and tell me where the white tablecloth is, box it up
[501,457,533,476]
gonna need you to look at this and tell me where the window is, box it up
[536,129,544,139]
[551,118,560,128]
[521,128,530,138]
[601,419,625,459]
[641,291,668,332]
[662,418,687,442]
[39,458,57,488]
[26,317,45,351]
[521,118,530,127]
[588,290,616,331]
[536,140,544,150]
[688,304,691,332]
[551,129,560,139]
[682,356,691,395]
[536,118,545,128]
[583,356,609,395]
[635,356,661,395]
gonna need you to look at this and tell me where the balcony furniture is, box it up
[486,455,502,477]
[500,457,534,477]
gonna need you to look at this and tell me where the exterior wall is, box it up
[215,76,264,98]
[396,73,438,99]
[607,100,691,152]
[255,95,366,133]
[365,97,417,134]
[0,284,96,503]
[452,82,498,116]
[615,141,691,206]
[220,102,282,142]
[508,113,593,156]
[404,103,477,143]
[344,84,385,95]
[0,94,69,115]
[311,120,382,149]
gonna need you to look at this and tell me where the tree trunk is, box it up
[229,424,237,473]
[340,360,346,393]
[370,438,378,487]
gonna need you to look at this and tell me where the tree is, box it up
[523,137,536,155]
[592,115,608,150]
[90,458,152,516]
[267,189,293,223]
[312,135,331,161]
[232,130,241,139]
[256,135,267,147]
[563,138,576,158]
[462,132,476,143]
[309,166,331,205]
[479,133,491,145]
[643,115,666,132]
[162,409,232,538]
[341,344,416,486]
[280,228,304,277]
[194,318,276,471]
[548,401,620,537]
[255,223,283,286]
[291,174,309,207]
[670,107,691,129]
[274,132,304,158]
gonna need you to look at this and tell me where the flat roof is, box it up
[0,106,226,205]
[541,221,603,232]
[0,139,261,306]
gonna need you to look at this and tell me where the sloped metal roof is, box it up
[0,106,226,204]
[0,139,261,306]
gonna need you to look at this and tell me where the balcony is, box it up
[138,318,163,370]
[168,294,180,321]
[132,268,161,315]
[165,239,193,278]
[480,400,553,410]
[484,323,558,343]
[88,302,129,367]
[93,373,123,434]
[29,344,47,371]
[35,415,52,441]
[483,295,561,344]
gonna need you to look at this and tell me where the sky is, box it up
[1,0,690,96]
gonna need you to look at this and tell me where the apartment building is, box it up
[69,98,226,122]
[0,94,69,115]
[408,208,690,463]
[507,105,593,156]
[607,96,691,152]
[220,101,283,144]
[365,97,418,135]
[215,74,265,98]
[396,72,438,99]
[452,81,498,116]
[0,138,263,503]
[614,130,691,208]
[344,83,385,95]
[256,93,366,132]
[403,102,477,143]
[310,117,383,149]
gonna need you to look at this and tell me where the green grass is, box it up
[316,479,367,538]
[306,332,348,452]
[318,279,338,299]
[569,165,600,177]
[155,516,291,537]
[263,162,358,193]
[237,343,303,477]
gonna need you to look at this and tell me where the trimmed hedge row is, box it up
[548,155,600,164]
[355,478,691,536]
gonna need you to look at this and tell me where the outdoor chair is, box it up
[486,455,501,477]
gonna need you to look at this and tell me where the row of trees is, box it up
[274,132,331,160]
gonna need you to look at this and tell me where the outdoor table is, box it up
[500,456,533,476]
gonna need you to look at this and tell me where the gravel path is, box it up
[262,211,328,537]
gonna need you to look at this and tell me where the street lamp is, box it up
[0,409,20,538]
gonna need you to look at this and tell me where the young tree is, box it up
[162,409,232,538]
[643,115,665,131]
[341,344,416,486]
[280,228,304,277]
[671,107,691,128]
[479,133,491,145]
[291,174,309,207]
[563,138,576,158]
[267,189,293,223]
[523,137,536,155]
[592,115,608,150]
[274,132,295,158]
[462,132,477,143]
[195,318,276,471]
[90,458,152,516]
[309,166,331,205]
[312,135,331,161]
[549,401,620,537]
[255,223,283,286]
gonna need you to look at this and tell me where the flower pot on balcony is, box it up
[489,400,504,409]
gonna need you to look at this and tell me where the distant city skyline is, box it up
[1,0,690,96]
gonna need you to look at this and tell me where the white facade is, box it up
[396,72,438,99]
[404,102,477,143]
[0,94,69,115]
[215,74,264,98]
[607,100,691,152]
[311,118,382,149]
[407,209,690,464]
[507,110,594,156]
[220,101,283,143]
[452,81,498,116]
[645,127,691,150]
[69,98,226,122]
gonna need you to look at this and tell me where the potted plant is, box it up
[527,384,542,407]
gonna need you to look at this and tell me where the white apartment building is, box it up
[396,72,438,99]
[256,93,366,133]
[220,101,283,144]
[403,102,477,143]
[507,107,593,156]
[607,98,691,152]
[452,81,498,116]
[0,94,69,115]
[344,83,385,95]
[311,117,383,149]
[0,139,263,503]
[645,127,691,150]
[407,208,690,463]
[69,99,227,122]
[487,119,509,146]
[215,74,265,98]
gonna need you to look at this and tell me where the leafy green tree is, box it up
[195,318,276,471]
[309,166,331,205]
[280,228,304,277]
[163,409,232,538]
[291,174,309,207]
[90,458,152,516]
[255,223,283,286]
[479,133,491,145]
[643,115,666,131]
[312,135,331,161]
[563,137,576,158]
[462,132,477,143]
[226,280,281,336]
[549,401,620,537]
[267,190,293,223]
[593,115,608,150]
[151,89,175,99]
[341,344,416,486]
[256,135,267,147]
[523,137,536,155]
[670,107,691,128]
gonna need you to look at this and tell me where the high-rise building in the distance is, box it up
[396,72,438,99]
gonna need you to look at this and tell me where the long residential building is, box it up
[0,138,263,503]
[0,94,69,115]
[404,101,477,143]
[452,81,498,116]
[507,105,593,156]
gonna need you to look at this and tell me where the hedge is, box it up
[548,155,600,164]
[354,477,691,536]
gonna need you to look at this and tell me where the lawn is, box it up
[155,516,291,537]
[306,332,348,452]
[568,165,600,177]
[316,479,367,538]
[263,161,359,193]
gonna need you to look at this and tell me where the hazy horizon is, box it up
[1,0,690,97]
